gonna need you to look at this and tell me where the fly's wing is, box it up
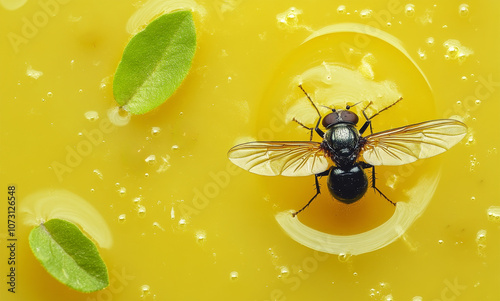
[361,119,467,166]
[228,141,330,176]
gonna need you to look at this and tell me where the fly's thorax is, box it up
[324,123,360,157]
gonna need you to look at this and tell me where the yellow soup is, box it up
[1,0,499,300]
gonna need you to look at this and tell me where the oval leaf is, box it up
[113,10,197,115]
[29,219,109,293]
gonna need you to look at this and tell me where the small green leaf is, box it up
[113,10,197,115]
[29,219,109,293]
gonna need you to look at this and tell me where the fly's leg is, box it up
[359,97,403,135]
[292,118,314,141]
[360,162,396,206]
[298,84,325,138]
[293,169,330,217]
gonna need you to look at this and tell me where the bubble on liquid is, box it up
[458,4,469,17]
[47,92,53,98]
[229,271,239,281]
[470,196,476,201]
[118,214,127,223]
[353,272,358,277]
[107,106,131,126]
[133,196,142,204]
[137,205,146,217]
[171,145,179,151]
[84,111,99,121]
[405,4,415,17]
[438,239,444,245]
[385,294,393,301]
[476,229,487,256]
[145,154,156,165]
[195,230,207,243]
[412,297,423,301]
[443,39,473,63]
[150,126,161,136]
[461,75,468,81]
[140,284,150,298]
[117,187,126,196]
[276,7,303,30]
[487,206,500,223]
[153,221,165,231]
[178,218,187,227]
[426,37,435,46]
[338,252,352,262]
[469,154,478,171]
[337,5,346,14]
[93,169,104,180]
[417,49,427,60]
[359,9,372,18]
[279,266,290,278]
[26,65,43,79]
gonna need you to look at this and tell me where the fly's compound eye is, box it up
[339,110,359,125]
[322,112,339,128]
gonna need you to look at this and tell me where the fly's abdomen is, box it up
[327,164,368,204]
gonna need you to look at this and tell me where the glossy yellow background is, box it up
[1,1,499,300]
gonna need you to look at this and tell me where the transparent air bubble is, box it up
[405,4,415,17]
[229,271,239,281]
[459,4,469,17]
[84,111,99,121]
[359,9,372,18]
[137,205,146,217]
[118,214,127,223]
[337,5,346,15]
[487,206,500,223]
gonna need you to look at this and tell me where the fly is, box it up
[228,85,468,216]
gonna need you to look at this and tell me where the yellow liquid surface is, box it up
[1,1,499,300]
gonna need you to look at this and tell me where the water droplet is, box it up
[151,127,161,136]
[353,272,358,277]
[178,218,187,227]
[487,206,500,223]
[458,4,469,17]
[196,231,206,243]
[140,284,150,298]
[426,37,435,46]
[337,5,346,14]
[118,214,126,223]
[405,4,415,17]
[476,229,487,243]
[84,111,99,121]
[93,169,103,180]
[385,294,393,301]
[461,75,468,81]
[338,252,352,262]
[171,145,179,151]
[417,48,427,60]
[447,46,459,59]
[117,187,127,196]
[26,65,43,79]
[359,9,372,18]
[475,99,481,105]
[438,239,444,244]
[276,7,302,29]
[280,266,290,278]
[137,205,146,217]
[145,154,156,165]
[229,271,239,281]
[153,221,165,231]
[47,92,53,98]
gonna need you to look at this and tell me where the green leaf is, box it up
[29,219,109,293]
[113,10,197,115]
